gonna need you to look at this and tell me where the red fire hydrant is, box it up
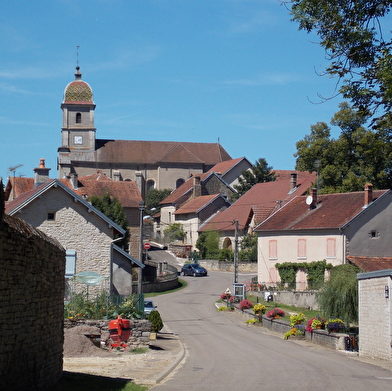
[108,315,131,350]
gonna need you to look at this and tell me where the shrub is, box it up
[147,310,164,333]
[253,303,266,315]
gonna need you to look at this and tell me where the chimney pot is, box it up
[290,173,298,190]
[364,183,373,207]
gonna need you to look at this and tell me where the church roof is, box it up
[63,66,94,105]
[94,140,231,165]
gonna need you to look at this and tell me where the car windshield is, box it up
[144,301,153,308]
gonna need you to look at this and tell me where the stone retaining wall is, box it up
[0,213,65,390]
[65,318,152,349]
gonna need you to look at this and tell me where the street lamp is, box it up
[314,159,321,193]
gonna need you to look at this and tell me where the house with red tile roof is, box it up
[173,194,231,247]
[199,171,316,253]
[57,67,233,198]
[254,184,392,287]
[157,158,249,245]
[5,159,144,258]
[5,178,144,296]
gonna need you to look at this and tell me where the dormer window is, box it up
[76,112,82,124]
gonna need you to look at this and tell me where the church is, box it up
[57,67,232,198]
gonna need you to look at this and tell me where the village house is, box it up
[156,158,250,247]
[254,184,392,288]
[199,171,316,252]
[5,178,143,296]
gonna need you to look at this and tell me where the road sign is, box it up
[144,242,151,250]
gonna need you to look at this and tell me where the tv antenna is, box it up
[9,164,23,176]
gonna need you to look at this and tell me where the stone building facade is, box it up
[0,186,65,390]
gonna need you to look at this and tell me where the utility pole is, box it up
[233,220,239,284]
[138,201,145,295]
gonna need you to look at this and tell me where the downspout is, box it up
[110,236,124,295]
[339,227,347,264]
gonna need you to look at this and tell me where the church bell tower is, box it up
[59,66,96,152]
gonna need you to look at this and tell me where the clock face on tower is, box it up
[74,136,83,145]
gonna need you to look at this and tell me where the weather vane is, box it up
[76,45,80,66]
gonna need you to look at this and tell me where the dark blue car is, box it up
[180,263,208,277]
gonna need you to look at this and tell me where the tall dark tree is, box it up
[145,188,172,215]
[231,158,276,201]
[286,0,392,128]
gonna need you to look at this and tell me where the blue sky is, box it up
[0,0,343,183]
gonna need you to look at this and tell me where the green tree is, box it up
[196,231,220,259]
[287,0,392,128]
[238,233,258,262]
[145,188,172,215]
[163,223,185,243]
[317,263,360,324]
[295,102,392,192]
[231,158,276,201]
[89,190,128,232]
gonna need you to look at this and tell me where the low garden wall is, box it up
[199,260,258,273]
[250,290,319,311]
[233,306,348,351]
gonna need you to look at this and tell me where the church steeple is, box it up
[59,66,96,152]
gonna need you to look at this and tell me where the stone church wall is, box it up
[0,199,65,390]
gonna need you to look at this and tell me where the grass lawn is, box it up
[247,294,322,320]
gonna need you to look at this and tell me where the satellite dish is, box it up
[306,195,313,205]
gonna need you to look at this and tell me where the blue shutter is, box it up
[65,249,76,277]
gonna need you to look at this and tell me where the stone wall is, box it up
[358,270,392,361]
[0,212,65,390]
[65,318,152,349]
[199,260,258,273]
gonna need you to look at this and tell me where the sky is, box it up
[0,0,343,183]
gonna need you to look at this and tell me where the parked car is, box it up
[144,299,156,315]
[180,263,208,277]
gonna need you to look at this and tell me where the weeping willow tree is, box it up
[317,263,360,324]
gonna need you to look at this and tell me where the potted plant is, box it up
[253,303,266,316]
[326,318,345,333]
[147,310,163,340]
[289,312,306,327]
[239,299,253,310]
[266,308,285,319]
[284,326,305,340]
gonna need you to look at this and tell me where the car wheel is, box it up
[193,272,197,277]
[181,271,185,276]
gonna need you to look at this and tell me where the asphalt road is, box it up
[151,270,392,391]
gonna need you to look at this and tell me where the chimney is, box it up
[307,187,317,209]
[33,158,51,188]
[290,173,298,190]
[70,173,78,189]
[113,170,121,181]
[193,176,202,198]
[364,183,373,207]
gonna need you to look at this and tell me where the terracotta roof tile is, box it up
[174,194,221,215]
[200,171,316,232]
[348,256,392,272]
[255,189,388,231]
[206,157,249,175]
[4,177,34,200]
[95,140,231,165]
[61,174,142,208]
